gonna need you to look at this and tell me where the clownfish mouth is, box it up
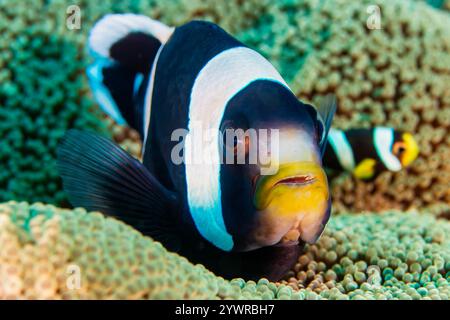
[251,174,316,196]
[247,162,330,251]
[274,175,316,187]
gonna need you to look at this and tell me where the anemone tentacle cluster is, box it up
[0,0,110,205]
[0,201,448,300]
[280,208,450,299]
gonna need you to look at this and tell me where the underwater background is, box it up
[0,0,449,299]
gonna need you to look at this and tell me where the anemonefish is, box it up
[323,127,419,180]
[56,14,336,281]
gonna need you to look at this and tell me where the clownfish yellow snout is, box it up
[399,133,419,167]
[241,161,330,251]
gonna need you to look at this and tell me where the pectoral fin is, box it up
[56,130,180,248]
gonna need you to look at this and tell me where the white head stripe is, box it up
[89,14,174,58]
[374,127,402,172]
[327,128,355,171]
[185,46,290,251]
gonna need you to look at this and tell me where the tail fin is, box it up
[87,14,174,135]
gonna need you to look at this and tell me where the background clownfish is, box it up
[323,127,420,180]
[56,14,337,281]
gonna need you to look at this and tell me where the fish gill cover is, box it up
[0,0,449,299]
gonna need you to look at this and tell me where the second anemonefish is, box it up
[323,127,419,180]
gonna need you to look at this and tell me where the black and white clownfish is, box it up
[323,127,419,180]
[56,14,336,281]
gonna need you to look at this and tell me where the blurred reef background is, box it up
[0,0,449,299]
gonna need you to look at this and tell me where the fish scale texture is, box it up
[0,201,448,300]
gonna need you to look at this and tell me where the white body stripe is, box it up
[374,127,402,171]
[327,128,355,171]
[89,14,174,59]
[185,47,290,251]
[142,44,164,156]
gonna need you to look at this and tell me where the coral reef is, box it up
[1,201,448,300]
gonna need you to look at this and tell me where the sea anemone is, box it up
[1,201,448,300]
[0,0,110,205]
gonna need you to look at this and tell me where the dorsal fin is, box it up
[89,13,174,72]
[87,14,174,135]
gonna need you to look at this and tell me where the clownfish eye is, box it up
[221,120,250,160]
[393,141,407,157]
[231,133,250,156]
